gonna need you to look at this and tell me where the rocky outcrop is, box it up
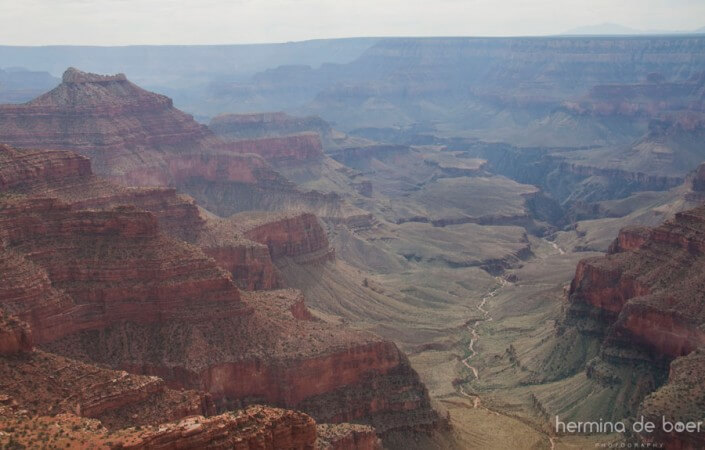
[0,143,207,242]
[0,145,92,189]
[196,213,282,290]
[0,312,33,355]
[316,424,382,450]
[559,205,705,432]
[46,289,438,434]
[115,406,317,449]
[568,207,705,360]
[210,112,332,140]
[0,405,318,450]
[0,348,213,430]
[0,194,249,343]
[638,349,705,449]
[607,226,652,253]
[233,212,333,260]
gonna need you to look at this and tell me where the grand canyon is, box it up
[1,25,705,450]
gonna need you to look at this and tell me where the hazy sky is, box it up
[1,0,703,46]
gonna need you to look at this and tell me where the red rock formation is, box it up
[47,289,438,434]
[0,195,249,343]
[121,152,285,188]
[234,212,332,260]
[117,406,317,449]
[607,226,652,253]
[0,348,212,429]
[0,71,363,227]
[0,145,439,436]
[568,205,705,361]
[0,405,317,450]
[0,145,91,189]
[196,213,282,290]
[0,312,33,355]
[0,68,216,176]
[316,424,382,450]
[0,144,286,289]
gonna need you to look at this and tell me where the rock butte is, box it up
[0,68,366,228]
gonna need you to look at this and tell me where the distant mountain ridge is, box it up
[562,22,705,35]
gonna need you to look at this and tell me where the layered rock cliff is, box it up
[0,312,32,355]
[0,403,318,449]
[232,211,334,262]
[560,204,705,446]
[0,145,439,438]
[0,348,213,430]
[219,133,325,166]
[568,206,705,361]
[0,67,217,177]
[47,289,438,434]
[638,349,705,449]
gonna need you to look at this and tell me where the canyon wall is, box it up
[219,133,325,166]
[0,144,439,438]
[560,204,705,447]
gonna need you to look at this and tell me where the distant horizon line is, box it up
[3,32,705,48]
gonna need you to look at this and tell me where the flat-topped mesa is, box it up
[62,67,127,84]
[210,111,332,140]
[567,205,705,363]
